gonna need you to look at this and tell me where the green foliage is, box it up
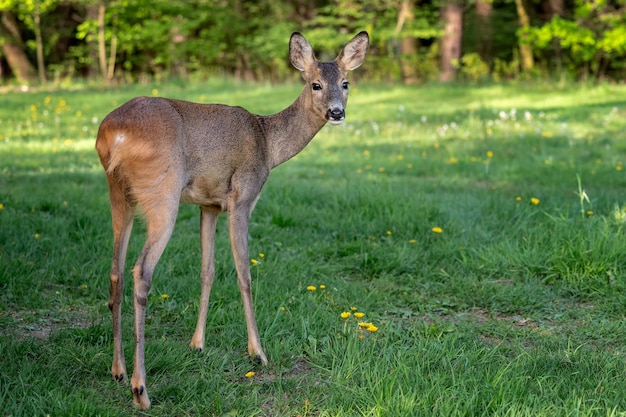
[460,52,490,82]
[2,0,626,82]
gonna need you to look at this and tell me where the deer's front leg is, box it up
[190,207,219,352]
[228,208,268,365]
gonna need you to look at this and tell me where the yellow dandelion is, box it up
[449,157,458,164]
[354,312,365,319]
[244,371,255,378]
[340,312,351,319]
[306,285,316,291]
[258,253,265,259]
[386,230,392,236]
[366,324,379,333]
[319,285,326,290]
[82,284,88,289]
[160,294,169,300]
[397,155,404,161]
[151,88,159,96]
[486,151,494,158]
[378,167,385,172]
[432,227,443,234]
[530,197,540,205]
[34,233,40,239]
[356,168,363,174]
[515,196,522,202]
[616,165,623,171]
[406,163,413,169]
[358,322,372,328]
[586,210,594,216]
[251,258,258,265]
[350,306,358,312]
[363,149,370,157]
[0,203,4,210]
[409,239,417,244]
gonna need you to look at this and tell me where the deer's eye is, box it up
[312,83,322,91]
[342,81,349,90]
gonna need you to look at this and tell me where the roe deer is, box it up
[95,31,369,409]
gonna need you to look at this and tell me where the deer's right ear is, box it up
[289,32,316,72]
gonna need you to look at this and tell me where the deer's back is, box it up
[96,96,271,209]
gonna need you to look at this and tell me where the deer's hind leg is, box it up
[107,176,135,384]
[129,189,181,410]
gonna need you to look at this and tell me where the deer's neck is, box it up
[261,89,327,169]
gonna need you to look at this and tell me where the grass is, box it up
[1,79,626,416]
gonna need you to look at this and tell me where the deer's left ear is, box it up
[289,32,317,72]
[336,31,369,72]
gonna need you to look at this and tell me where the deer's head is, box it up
[289,31,369,125]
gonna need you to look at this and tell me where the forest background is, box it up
[1,0,625,87]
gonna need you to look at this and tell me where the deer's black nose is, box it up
[327,108,345,122]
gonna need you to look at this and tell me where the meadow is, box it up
[1,80,626,416]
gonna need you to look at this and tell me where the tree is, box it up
[440,0,463,82]
[515,0,534,71]
[0,10,37,83]
[475,0,493,63]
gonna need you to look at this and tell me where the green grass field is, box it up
[1,80,626,416]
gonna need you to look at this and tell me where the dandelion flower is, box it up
[449,157,458,164]
[307,286,316,291]
[319,285,326,290]
[432,227,443,234]
[245,371,255,378]
[515,196,522,202]
[386,230,392,236]
[160,294,169,300]
[530,197,540,205]
[366,324,379,333]
[358,322,372,328]
[258,253,265,259]
[34,233,40,239]
[250,258,258,265]
[340,312,351,319]
[0,203,4,210]
[350,306,358,312]
[409,239,417,244]
[486,151,494,158]
[586,210,594,216]
[354,312,365,319]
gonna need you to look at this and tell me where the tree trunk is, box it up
[515,0,534,71]
[98,1,108,80]
[33,1,47,84]
[0,11,37,83]
[395,0,419,84]
[440,1,463,82]
[475,0,493,63]
[547,0,564,77]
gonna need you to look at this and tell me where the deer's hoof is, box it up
[132,385,150,410]
[112,372,126,383]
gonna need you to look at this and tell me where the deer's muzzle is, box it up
[327,108,345,124]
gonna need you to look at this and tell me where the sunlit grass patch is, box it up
[1,81,626,416]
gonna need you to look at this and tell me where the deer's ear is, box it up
[289,32,316,72]
[336,31,369,72]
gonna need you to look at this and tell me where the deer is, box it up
[95,31,369,409]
